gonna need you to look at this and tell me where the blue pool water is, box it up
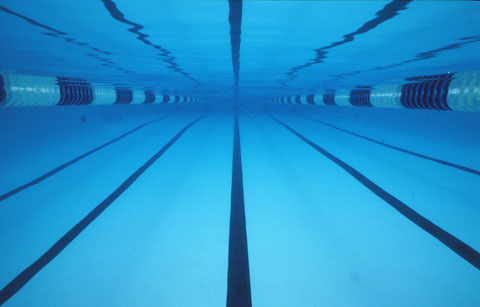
[1,1,480,306]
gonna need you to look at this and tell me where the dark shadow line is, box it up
[228,0,243,98]
[0,5,66,34]
[0,116,203,305]
[100,0,200,83]
[0,5,132,75]
[227,115,252,307]
[278,0,411,85]
[299,114,480,176]
[271,115,480,271]
[0,116,169,202]
[332,35,480,83]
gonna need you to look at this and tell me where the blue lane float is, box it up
[268,71,480,112]
[0,72,207,107]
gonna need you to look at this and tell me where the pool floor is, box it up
[0,106,479,306]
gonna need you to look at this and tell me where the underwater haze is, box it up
[0,1,479,306]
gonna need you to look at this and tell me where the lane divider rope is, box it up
[266,71,480,112]
[0,73,207,107]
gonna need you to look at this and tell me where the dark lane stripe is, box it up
[0,116,203,305]
[299,115,480,177]
[0,116,169,202]
[227,116,252,307]
[271,116,480,270]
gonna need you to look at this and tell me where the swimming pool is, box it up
[0,1,479,306]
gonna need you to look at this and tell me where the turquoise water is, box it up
[1,1,480,306]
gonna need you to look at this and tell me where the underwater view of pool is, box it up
[1,1,479,306]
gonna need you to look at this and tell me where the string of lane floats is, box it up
[267,71,480,112]
[1,0,479,303]
[1,71,479,305]
[0,72,206,107]
[1,70,479,111]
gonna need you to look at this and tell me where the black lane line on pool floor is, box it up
[298,114,480,176]
[271,116,480,271]
[0,116,203,305]
[0,116,170,203]
[227,116,252,307]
